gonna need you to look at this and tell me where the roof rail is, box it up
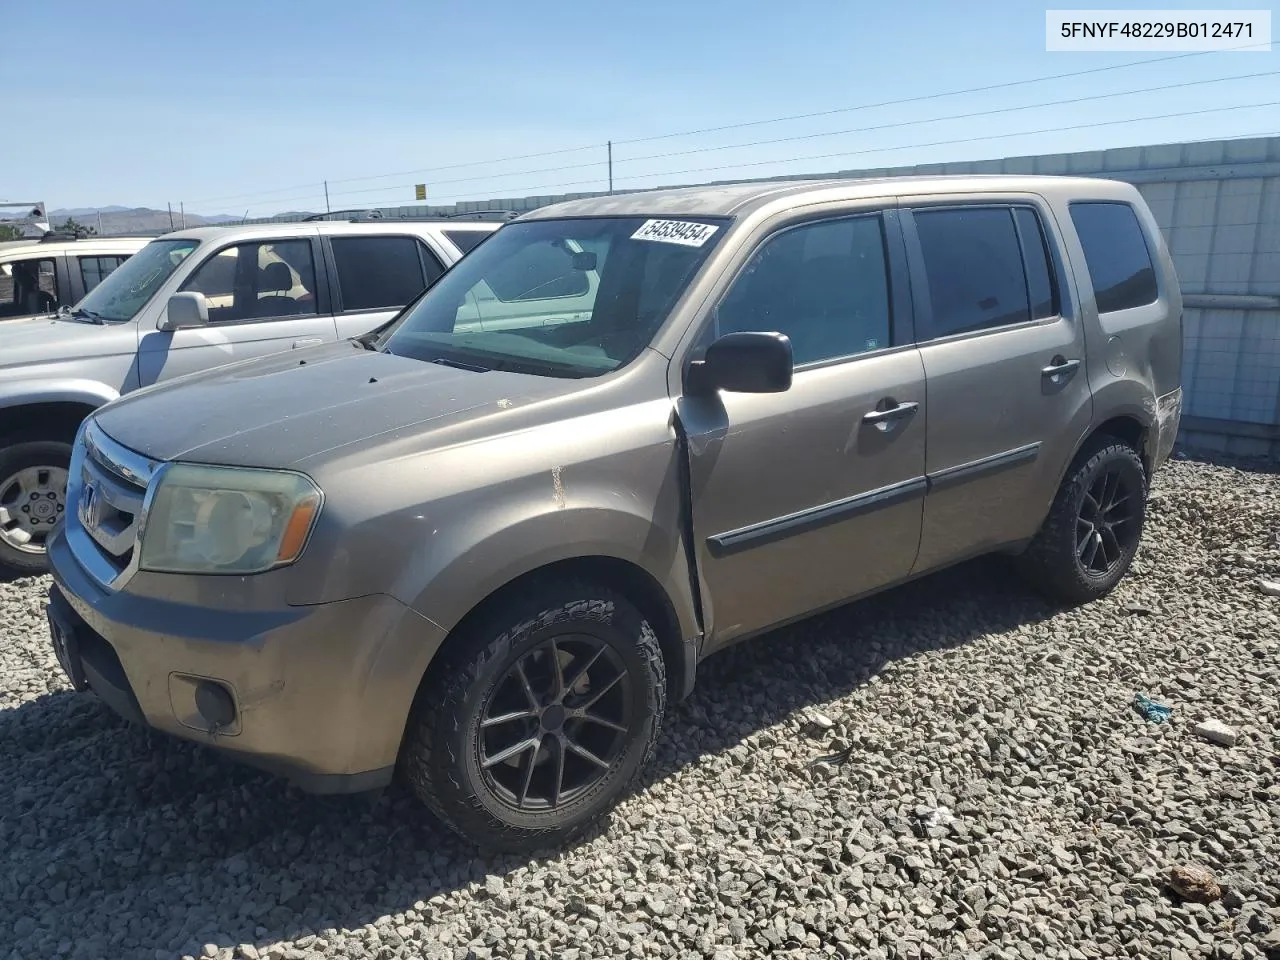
[38,232,83,243]
[301,208,520,223]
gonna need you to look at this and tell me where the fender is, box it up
[346,501,702,769]
[402,502,700,641]
[1048,380,1158,510]
[0,378,119,411]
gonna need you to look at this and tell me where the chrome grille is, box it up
[66,420,158,589]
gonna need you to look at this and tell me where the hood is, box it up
[0,315,135,369]
[92,340,577,468]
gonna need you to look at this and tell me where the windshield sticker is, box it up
[631,219,719,247]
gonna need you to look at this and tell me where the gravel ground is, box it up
[2,456,1278,960]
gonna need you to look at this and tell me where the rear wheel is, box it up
[402,582,666,852]
[0,441,72,577]
[1020,436,1147,604]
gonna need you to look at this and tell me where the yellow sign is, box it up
[414,184,427,201]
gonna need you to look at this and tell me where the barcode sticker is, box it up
[631,219,719,247]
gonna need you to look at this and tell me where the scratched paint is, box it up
[552,466,566,509]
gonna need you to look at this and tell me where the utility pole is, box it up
[167,203,174,230]
[607,141,613,195]
[179,203,186,229]
[324,181,331,213]
[96,210,103,234]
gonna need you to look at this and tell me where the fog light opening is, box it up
[194,680,237,731]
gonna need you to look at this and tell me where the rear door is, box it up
[680,206,928,647]
[902,197,1093,573]
[138,236,336,385]
[327,234,447,340]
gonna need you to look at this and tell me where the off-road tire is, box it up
[0,440,73,577]
[402,581,666,853]
[1020,435,1147,605]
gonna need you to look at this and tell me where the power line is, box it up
[410,102,1280,205]
[182,41,1268,208]
[313,71,1277,203]
[611,40,1273,145]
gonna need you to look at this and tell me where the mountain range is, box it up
[44,206,305,235]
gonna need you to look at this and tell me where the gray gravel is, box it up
[2,456,1279,960]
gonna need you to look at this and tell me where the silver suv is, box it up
[46,176,1183,852]
[0,216,498,574]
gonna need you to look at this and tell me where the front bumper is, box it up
[46,525,446,794]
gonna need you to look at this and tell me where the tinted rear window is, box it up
[1069,201,1158,314]
[330,236,427,312]
[444,230,491,255]
[914,207,1032,337]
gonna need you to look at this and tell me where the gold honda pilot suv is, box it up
[46,176,1183,851]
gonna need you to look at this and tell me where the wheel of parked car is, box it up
[402,582,666,852]
[1020,435,1148,605]
[0,440,72,576]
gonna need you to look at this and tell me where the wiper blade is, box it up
[431,355,491,373]
[70,308,105,325]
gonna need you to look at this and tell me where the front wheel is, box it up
[1019,436,1148,605]
[402,583,667,852]
[0,440,73,577]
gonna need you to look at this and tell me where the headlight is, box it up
[138,463,323,575]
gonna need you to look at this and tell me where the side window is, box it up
[913,207,1032,338]
[0,257,59,316]
[485,240,589,301]
[417,241,446,286]
[443,230,490,255]
[181,240,319,323]
[330,236,426,312]
[1069,201,1158,314]
[79,255,131,294]
[716,215,892,365]
[1013,208,1058,320]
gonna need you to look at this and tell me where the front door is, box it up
[903,200,1094,573]
[681,210,927,648]
[138,237,337,385]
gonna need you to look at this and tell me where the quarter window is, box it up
[182,240,320,323]
[913,207,1036,338]
[716,215,892,365]
[79,255,131,294]
[1013,208,1058,320]
[330,236,438,312]
[1069,201,1158,314]
[444,230,491,255]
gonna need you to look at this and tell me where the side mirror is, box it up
[161,292,209,331]
[685,331,793,395]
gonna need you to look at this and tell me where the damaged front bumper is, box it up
[45,525,441,794]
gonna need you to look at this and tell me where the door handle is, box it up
[862,400,919,426]
[292,338,323,349]
[1042,356,1081,380]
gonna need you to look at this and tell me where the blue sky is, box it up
[3,0,1276,215]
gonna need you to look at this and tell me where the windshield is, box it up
[75,238,199,323]
[379,216,729,377]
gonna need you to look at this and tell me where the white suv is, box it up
[0,235,149,322]
[0,215,501,574]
